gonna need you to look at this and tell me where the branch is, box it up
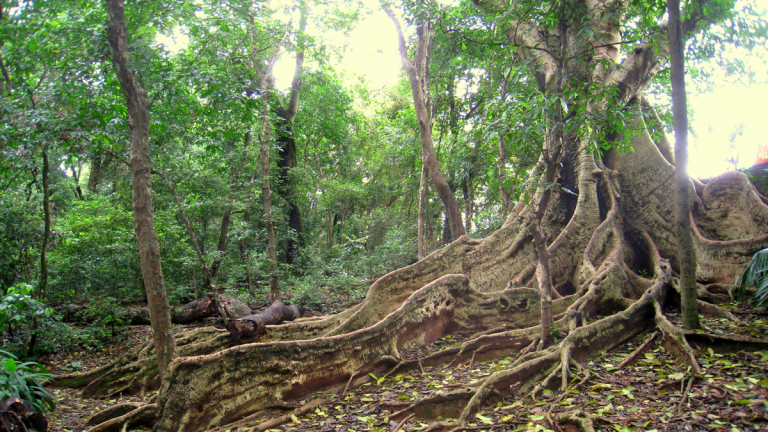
[284,0,307,121]
[381,4,412,72]
[0,52,12,97]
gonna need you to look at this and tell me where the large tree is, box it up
[63,0,768,431]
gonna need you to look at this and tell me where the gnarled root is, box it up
[87,403,158,432]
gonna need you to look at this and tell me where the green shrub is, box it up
[735,247,768,307]
[0,284,51,334]
[0,349,56,413]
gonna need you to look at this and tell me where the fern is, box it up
[735,248,768,307]
[0,349,56,413]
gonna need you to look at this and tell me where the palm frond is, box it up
[735,248,768,307]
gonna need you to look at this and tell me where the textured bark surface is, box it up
[668,0,700,330]
[106,0,176,380]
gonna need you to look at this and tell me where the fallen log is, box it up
[57,294,252,325]
[227,301,304,341]
[174,293,252,324]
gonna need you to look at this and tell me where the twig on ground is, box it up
[618,331,658,368]
[392,413,414,432]
[676,376,695,415]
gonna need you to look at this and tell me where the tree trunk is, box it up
[71,164,84,199]
[462,175,474,234]
[498,135,513,217]
[87,149,112,194]
[418,151,428,259]
[38,147,50,301]
[383,5,466,242]
[668,0,700,330]
[273,0,307,265]
[29,147,51,355]
[106,0,176,380]
[163,175,230,324]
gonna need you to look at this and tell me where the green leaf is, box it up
[475,413,493,424]
[5,357,17,372]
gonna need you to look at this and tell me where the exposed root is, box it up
[87,403,158,432]
[209,397,328,432]
[652,298,703,374]
[392,413,415,432]
[618,331,658,368]
[87,402,144,425]
[555,359,590,403]
[697,300,740,322]
[389,388,477,422]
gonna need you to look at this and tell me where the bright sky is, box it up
[159,6,767,180]
[688,83,768,178]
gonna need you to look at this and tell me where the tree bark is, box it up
[462,175,474,234]
[88,149,104,193]
[498,136,513,217]
[29,147,51,355]
[383,5,466,242]
[250,10,284,302]
[38,148,50,301]
[668,0,700,330]
[418,151,428,259]
[106,0,176,380]
[274,0,307,265]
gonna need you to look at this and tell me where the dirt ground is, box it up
[42,307,767,432]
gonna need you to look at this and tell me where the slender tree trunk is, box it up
[248,5,285,302]
[71,165,84,199]
[498,135,513,217]
[210,132,252,282]
[88,150,104,193]
[29,147,51,355]
[533,12,567,351]
[462,176,474,234]
[417,152,428,260]
[260,99,279,302]
[164,176,229,325]
[239,132,255,294]
[38,148,50,301]
[106,0,176,380]
[274,0,307,265]
[383,5,465,242]
[668,0,700,330]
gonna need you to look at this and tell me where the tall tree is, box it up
[105,0,176,378]
[249,3,285,302]
[667,0,700,330]
[382,2,466,242]
[273,0,308,265]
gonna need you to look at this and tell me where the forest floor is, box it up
[41,305,768,432]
